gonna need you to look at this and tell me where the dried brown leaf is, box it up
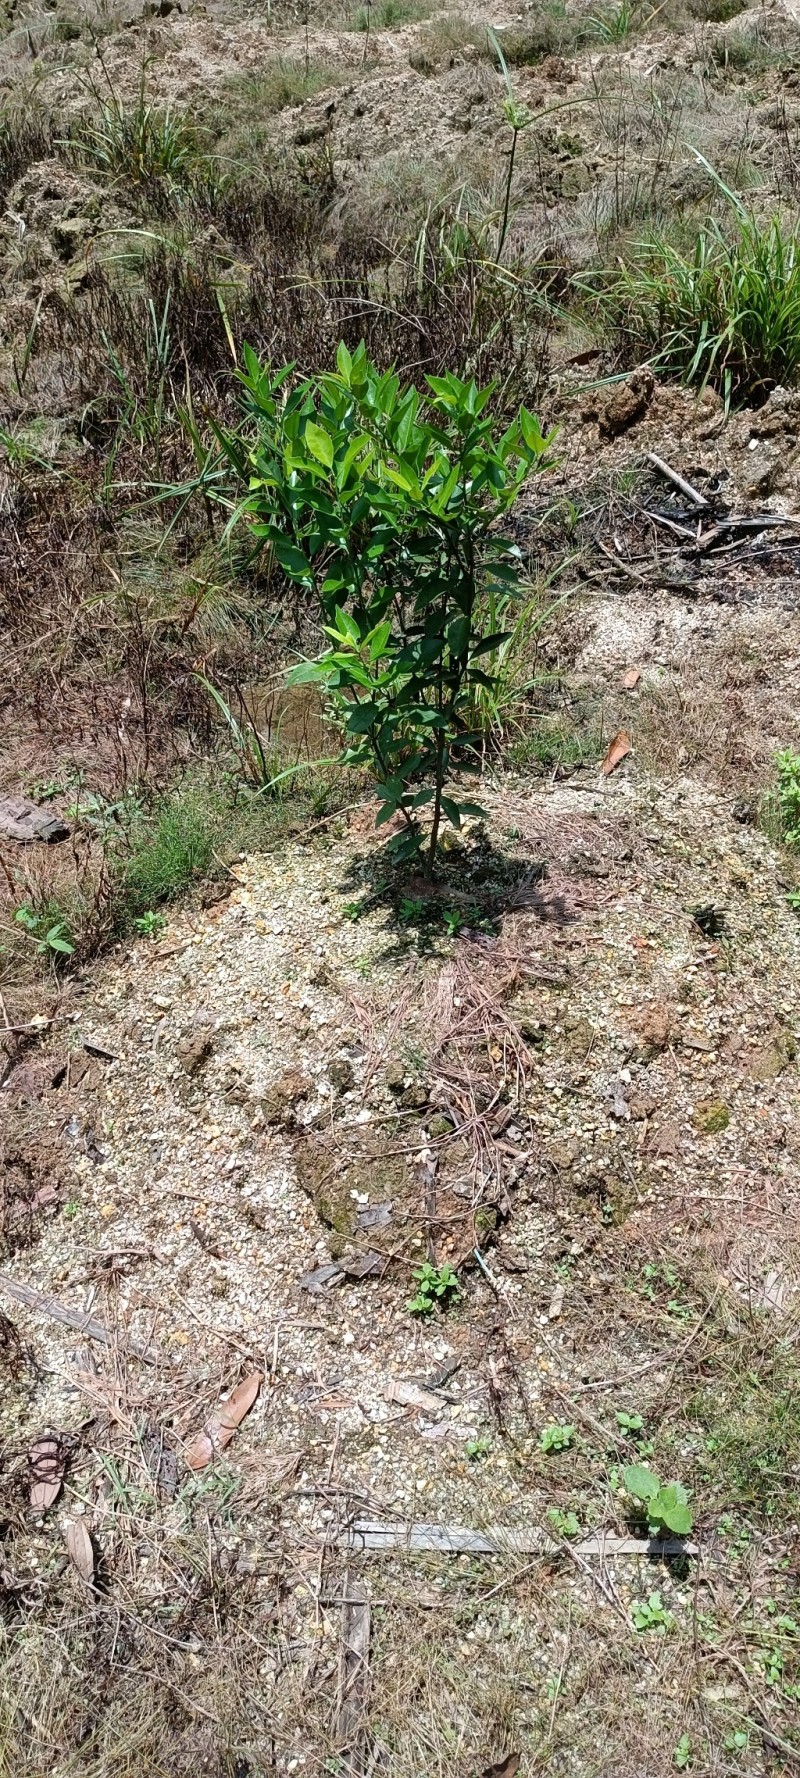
[601,729,632,775]
[29,1435,65,1511]
[184,1370,261,1472]
[65,1519,94,1583]
[483,1755,520,1778]
[622,667,642,690]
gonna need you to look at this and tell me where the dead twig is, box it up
[645,451,709,509]
[0,1270,162,1365]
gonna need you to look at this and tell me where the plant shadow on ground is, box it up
[336,825,570,956]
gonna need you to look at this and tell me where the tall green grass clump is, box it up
[586,179,800,407]
[121,782,224,915]
[74,87,200,192]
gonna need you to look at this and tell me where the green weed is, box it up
[546,1506,581,1537]
[582,176,800,407]
[631,1590,673,1632]
[539,1423,575,1453]
[354,0,434,28]
[774,749,800,848]
[510,716,590,772]
[71,81,201,193]
[623,1463,693,1535]
[121,782,224,916]
[220,59,347,119]
[13,904,75,962]
[409,13,491,71]
[408,1261,461,1315]
[586,0,640,43]
[691,1346,800,1523]
[133,910,166,939]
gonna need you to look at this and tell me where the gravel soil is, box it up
[2,756,800,1775]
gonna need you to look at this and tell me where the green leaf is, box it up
[46,930,74,955]
[439,795,463,829]
[469,631,511,659]
[346,703,379,734]
[655,1487,693,1535]
[367,620,392,661]
[446,614,470,658]
[304,421,334,468]
[660,1500,693,1536]
[286,659,330,685]
[336,340,353,381]
[272,538,313,581]
[623,1464,660,1502]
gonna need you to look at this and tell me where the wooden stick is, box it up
[337,1574,371,1776]
[325,1519,697,1558]
[0,1271,162,1366]
[646,451,709,509]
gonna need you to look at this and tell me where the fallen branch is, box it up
[0,1271,162,1366]
[646,451,709,508]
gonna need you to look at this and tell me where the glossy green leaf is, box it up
[623,1464,660,1502]
[304,421,334,468]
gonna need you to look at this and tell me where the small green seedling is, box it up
[631,1590,672,1633]
[442,907,465,936]
[623,1464,693,1536]
[342,901,362,921]
[539,1423,575,1454]
[465,1436,492,1461]
[546,1507,580,1538]
[399,897,426,924]
[408,1261,461,1316]
[723,1730,749,1754]
[674,1733,692,1768]
[616,1410,644,1434]
[14,905,75,958]
[134,910,166,938]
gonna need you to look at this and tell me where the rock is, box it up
[385,1060,406,1092]
[294,118,330,146]
[693,1099,730,1135]
[175,1017,214,1077]
[634,1001,674,1057]
[514,999,552,1043]
[0,795,69,844]
[548,1136,580,1169]
[426,1113,453,1139]
[496,1243,529,1273]
[627,1087,661,1120]
[401,1082,429,1110]
[598,368,655,439]
[261,1068,312,1126]
[548,1282,565,1319]
[563,1015,594,1061]
[328,1057,355,1095]
[750,1029,796,1082]
[645,1120,682,1157]
[52,216,92,260]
